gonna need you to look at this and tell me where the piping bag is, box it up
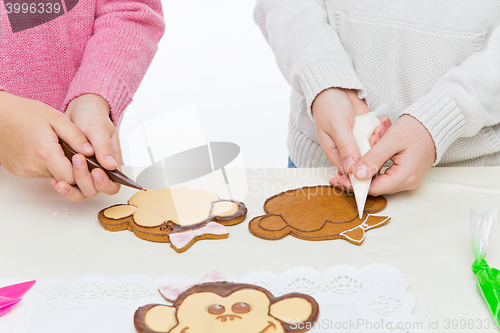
[59,139,144,190]
[348,102,396,218]
[471,209,500,326]
[0,280,36,316]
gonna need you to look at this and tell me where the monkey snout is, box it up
[215,314,242,322]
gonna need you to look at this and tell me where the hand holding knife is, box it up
[59,139,144,191]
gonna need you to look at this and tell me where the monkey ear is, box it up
[211,200,247,226]
[270,294,319,331]
[363,195,387,214]
[99,204,138,232]
[211,200,239,217]
[102,204,137,220]
[134,304,177,333]
[248,215,291,240]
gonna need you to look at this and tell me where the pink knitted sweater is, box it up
[0,0,164,126]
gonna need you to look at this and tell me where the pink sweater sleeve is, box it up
[63,0,165,126]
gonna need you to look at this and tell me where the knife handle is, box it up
[59,139,144,190]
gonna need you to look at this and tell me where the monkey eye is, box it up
[232,302,251,314]
[208,304,225,315]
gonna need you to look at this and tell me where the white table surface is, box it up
[2,165,500,332]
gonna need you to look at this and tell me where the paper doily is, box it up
[0,264,423,333]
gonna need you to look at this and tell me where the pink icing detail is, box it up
[159,270,227,302]
[159,285,185,302]
[169,222,228,250]
[198,271,226,283]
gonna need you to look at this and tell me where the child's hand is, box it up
[330,115,436,195]
[312,88,389,173]
[0,91,93,184]
[52,94,122,201]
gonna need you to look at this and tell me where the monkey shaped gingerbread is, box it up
[98,187,247,253]
[249,185,390,245]
[134,281,319,333]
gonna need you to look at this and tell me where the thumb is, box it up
[354,136,398,180]
[49,112,93,156]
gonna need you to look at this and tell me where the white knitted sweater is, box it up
[255,0,500,167]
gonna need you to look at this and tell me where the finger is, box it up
[329,169,343,187]
[368,118,391,147]
[369,135,379,147]
[329,173,353,192]
[49,112,94,156]
[72,154,99,198]
[46,144,76,184]
[373,125,387,138]
[380,116,392,129]
[354,134,400,180]
[86,127,118,171]
[369,125,387,147]
[52,180,88,201]
[50,177,57,186]
[91,168,121,195]
[368,164,409,196]
[110,132,122,171]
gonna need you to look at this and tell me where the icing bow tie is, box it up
[159,271,225,302]
[0,280,36,316]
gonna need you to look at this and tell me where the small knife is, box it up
[59,139,144,190]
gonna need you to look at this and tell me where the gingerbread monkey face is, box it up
[134,282,319,333]
[249,186,390,245]
[98,188,247,253]
[103,188,241,227]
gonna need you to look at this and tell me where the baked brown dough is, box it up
[248,185,390,245]
[134,281,319,333]
[98,188,247,253]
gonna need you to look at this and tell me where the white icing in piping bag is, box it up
[348,102,396,218]
[348,112,381,218]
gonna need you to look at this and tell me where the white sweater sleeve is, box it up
[403,25,500,165]
[254,0,365,118]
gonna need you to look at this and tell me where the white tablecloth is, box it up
[1,265,422,333]
[2,166,500,332]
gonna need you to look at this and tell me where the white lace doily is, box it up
[0,264,422,333]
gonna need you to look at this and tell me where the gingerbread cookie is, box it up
[98,187,247,253]
[134,281,319,333]
[249,186,390,245]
